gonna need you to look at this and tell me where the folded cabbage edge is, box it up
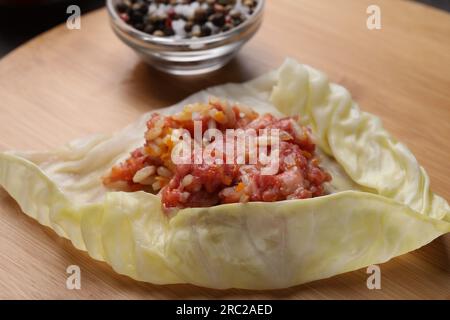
[0,58,449,289]
[270,59,450,222]
[0,152,449,289]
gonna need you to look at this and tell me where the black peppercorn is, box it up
[164,27,175,36]
[132,2,148,15]
[184,21,194,32]
[144,24,155,34]
[135,23,145,30]
[194,8,207,24]
[116,2,128,13]
[205,6,214,17]
[200,25,212,37]
[210,13,225,27]
[130,11,144,24]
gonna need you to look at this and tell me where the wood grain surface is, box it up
[0,0,449,299]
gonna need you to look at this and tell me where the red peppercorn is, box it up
[167,7,176,19]
[165,18,173,29]
[119,13,130,23]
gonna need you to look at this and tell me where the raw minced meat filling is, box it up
[103,98,332,210]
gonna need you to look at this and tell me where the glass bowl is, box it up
[106,0,265,75]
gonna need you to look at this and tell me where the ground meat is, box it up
[103,98,332,211]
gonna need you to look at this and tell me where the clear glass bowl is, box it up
[106,0,265,75]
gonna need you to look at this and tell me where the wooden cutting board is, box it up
[0,0,449,299]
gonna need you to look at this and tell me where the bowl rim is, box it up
[106,0,265,47]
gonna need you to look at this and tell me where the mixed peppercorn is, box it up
[116,0,259,38]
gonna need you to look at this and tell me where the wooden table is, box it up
[0,0,449,299]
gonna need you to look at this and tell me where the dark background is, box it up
[0,0,449,58]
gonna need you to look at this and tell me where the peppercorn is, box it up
[222,23,233,32]
[122,15,131,24]
[193,8,207,24]
[129,11,144,24]
[210,13,225,27]
[115,0,259,38]
[131,2,148,15]
[134,23,145,30]
[229,9,241,19]
[164,27,175,36]
[205,6,214,17]
[153,30,165,37]
[117,3,128,13]
[214,4,225,13]
[200,25,212,37]
[184,21,194,32]
[144,24,155,34]
[167,7,176,18]
[224,4,233,13]
[192,25,202,37]
[232,18,242,26]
